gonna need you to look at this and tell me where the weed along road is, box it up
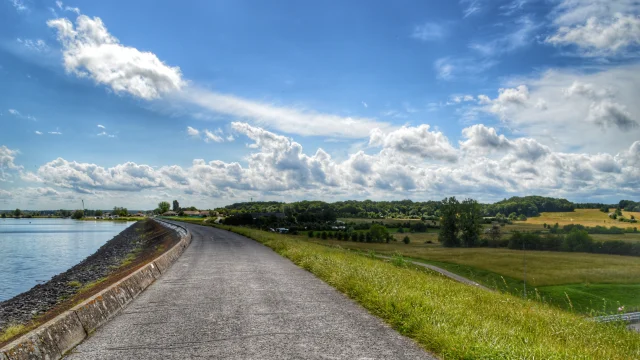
[65,222,435,359]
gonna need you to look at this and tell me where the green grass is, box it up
[312,239,640,286]
[0,324,29,344]
[216,225,640,359]
[67,280,82,288]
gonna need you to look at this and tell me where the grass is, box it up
[312,240,640,286]
[217,225,640,359]
[0,324,29,344]
[524,209,640,227]
[67,280,82,288]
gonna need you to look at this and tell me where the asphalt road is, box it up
[66,223,435,359]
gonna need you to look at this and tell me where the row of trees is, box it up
[487,230,640,257]
[217,195,586,222]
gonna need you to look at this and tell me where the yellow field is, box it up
[522,208,640,227]
[310,239,640,286]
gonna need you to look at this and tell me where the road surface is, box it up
[66,222,435,359]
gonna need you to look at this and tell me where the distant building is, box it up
[162,211,178,216]
[182,210,210,217]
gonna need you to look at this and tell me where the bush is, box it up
[308,231,314,238]
[403,236,410,244]
[321,231,328,240]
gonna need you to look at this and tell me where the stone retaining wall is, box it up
[0,219,191,360]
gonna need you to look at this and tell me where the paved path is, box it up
[377,255,491,291]
[66,223,434,359]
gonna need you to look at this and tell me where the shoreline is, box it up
[0,219,180,345]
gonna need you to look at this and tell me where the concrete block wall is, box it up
[0,220,191,360]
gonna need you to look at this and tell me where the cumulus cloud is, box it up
[546,1,640,57]
[16,124,640,202]
[35,131,43,135]
[478,85,530,119]
[10,0,27,11]
[47,15,186,100]
[0,146,22,182]
[368,125,458,162]
[97,124,105,129]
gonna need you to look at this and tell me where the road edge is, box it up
[0,219,191,360]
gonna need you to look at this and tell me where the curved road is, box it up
[66,223,434,359]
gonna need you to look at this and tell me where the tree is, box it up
[351,233,358,242]
[95,210,103,217]
[600,206,609,213]
[459,198,483,247]
[158,201,171,214]
[397,227,404,233]
[487,222,502,245]
[321,231,328,240]
[1,213,6,218]
[369,224,389,243]
[403,236,411,244]
[615,208,623,216]
[358,232,365,242]
[178,210,185,216]
[439,197,460,247]
[173,200,180,212]
[308,231,314,238]
[72,210,84,219]
[13,208,22,218]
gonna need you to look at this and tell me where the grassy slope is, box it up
[524,209,640,227]
[314,240,640,286]
[310,239,640,314]
[217,225,640,359]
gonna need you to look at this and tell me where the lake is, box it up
[0,218,135,302]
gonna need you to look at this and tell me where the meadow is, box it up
[216,225,640,359]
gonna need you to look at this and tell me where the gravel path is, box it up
[65,222,435,359]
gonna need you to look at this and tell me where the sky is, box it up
[0,0,639,210]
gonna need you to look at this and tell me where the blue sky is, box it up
[1,0,639,210]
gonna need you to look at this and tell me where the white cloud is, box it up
[10,0,27,11]
[204,129,223,143]
[97,131,116,138]
[183,88,391,138]
[47,14,391,139]
[186,126,200,137]
[434,57,498,81]
[48,131,62,135]
[0,146,22,182]
[369,125,459,163]
[35,131,42,135]
[97,124,105,129]
[460,0,482,18]
[47,15,186,100]
[17,38,49,52]
[474,64,640,152]
[546,1,640,57]
[469,16,538,56]
[7,108,36,121]
[411,22,445,41]
[17,124,640,203]
[56,1,63,9]
[362,101,368,108]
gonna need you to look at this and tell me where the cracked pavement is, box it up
[65,222,435,359]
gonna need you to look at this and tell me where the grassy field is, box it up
[524,209,640,227]
[311,240,640,286]
[215,225,640,359]
[307,238,640,314]
[338,217,423,225]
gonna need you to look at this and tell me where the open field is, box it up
[310,239,640,286]
[306,238,640,313]
[523,209,640,227]
[216,225,640,359]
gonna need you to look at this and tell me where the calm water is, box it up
[0,218,134,302]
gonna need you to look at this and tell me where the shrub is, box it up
[308,231,314,238]
[403,236,410,244]
[321,231,328,240]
